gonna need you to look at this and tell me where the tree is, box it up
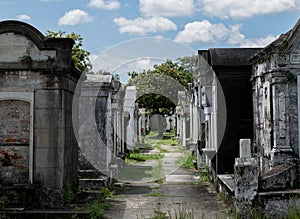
[150,59,193,88]
[127,58,194,114]
[45,30,91,72]
[176,55,198,78]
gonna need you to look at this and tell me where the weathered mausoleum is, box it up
[248,18,300,217]
[193,18,300,217]
[0,20,81,207]
[196,48,261,182]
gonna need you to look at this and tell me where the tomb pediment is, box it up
[0,32,56,62]
[0,20,74,70]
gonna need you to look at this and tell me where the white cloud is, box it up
[198,0,298,19]
[17,14,31,21]
[140,0,194,17]
[175,20,229,44]
[113,17,177,35]
[58,9,93,26]
[87,0,120,10]
[175,20,277,47]
[228,24,277,47]
[239,35,277,47]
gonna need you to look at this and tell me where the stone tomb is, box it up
[78,74,124,186]
[0,20,81,207]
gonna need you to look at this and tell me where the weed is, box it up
[154,178,164,184]
[64,179,75,204]
[197,166,210,183]
[157,139,178,146]
[89,198,112,219]
[173,206,194,219]
[163,132,175,139]
[154,144,169,153]
[101,187,113,199]
[126,152,164,163]
[86,188,113,219]
[150,208,168,219]
[177,151,196,169]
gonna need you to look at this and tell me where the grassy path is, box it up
[105,131,229,219]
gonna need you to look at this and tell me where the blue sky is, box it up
[0,0,300,78]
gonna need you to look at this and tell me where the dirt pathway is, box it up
[104,141,229,219]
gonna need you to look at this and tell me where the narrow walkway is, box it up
[105,141,229,219]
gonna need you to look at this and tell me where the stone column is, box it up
[123,86,137,151]
[140,108,146,143]
[192,94,199,143]
[189,96,193,142]
[176,113,180,138]
[271,76,293,166]
[234,139,258,218]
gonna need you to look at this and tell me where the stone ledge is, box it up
[217,174,235,205]
[258,189,300,196]
[217,174,235,193]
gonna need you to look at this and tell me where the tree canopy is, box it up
[45,30,91,72]
[127,57,195,114]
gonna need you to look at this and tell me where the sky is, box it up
[0,0,300,81]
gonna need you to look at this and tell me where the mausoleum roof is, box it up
[209,48,262,67]
[250,18,300,63]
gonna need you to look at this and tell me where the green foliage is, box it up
[64,179,75,204]
[150,208,168,219]
[163,132,176,139]
[113,73,120,81]
[87,188,113,219]
[89,199,111,219]
[154,144,169,153]
[150,59,194,88]
[127,71,139,79]
[126,152,164,162]
[45,30,91,72]
[126,58,194,113]
[157,139,178,146]
[177,152,196,169]
[198,166,210,183]
[101,187,113,199]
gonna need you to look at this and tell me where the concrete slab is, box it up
[165,174,200,183]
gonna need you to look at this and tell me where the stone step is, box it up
[79,178,108,190]
[78,169,104,179]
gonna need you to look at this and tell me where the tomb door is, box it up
[0,92,33,184]
[0,99,32,184]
